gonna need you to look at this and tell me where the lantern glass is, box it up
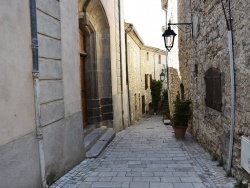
[160,71,165,81]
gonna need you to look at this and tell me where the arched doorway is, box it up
[78,0,113,127]
[79,29,88,127]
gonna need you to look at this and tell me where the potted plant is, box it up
[172,93,192,139]
[162,109,170,120]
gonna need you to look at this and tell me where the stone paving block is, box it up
[161,177,181,183]
[150,182,174,188]
[77,182,92,188]
[154,172,173,177]
[111,177,133,182]
[98,172,117,177]
[141,172,154,177]
[172,172,189,177]
[130,182,149,188]
[88,172,100,177]
[133,177,160,182]
[121,182,130,188]
[180,177,202,183]
[173,183,195,188]
[193,183,207,188]
[98,176,112,182]
[125,172,142,177]
[84,177,99,182]
[91,182,122,188]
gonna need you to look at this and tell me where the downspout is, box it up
[118,0,125,129]
[226,0,235,173]
[30,0,47,187]
[220,0,235,173]
[125,24,134,125]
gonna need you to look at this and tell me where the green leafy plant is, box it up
[172,93,192,126]
[226,171,233,177]
[162,89,168,100]
[151,80,162,113]
[211,153,218,161]
[234,179,248,188]
[217,157,224,167]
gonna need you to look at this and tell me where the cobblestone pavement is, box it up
[52,116,236,188]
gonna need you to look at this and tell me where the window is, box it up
[194,64,198,77]
[205,67,222,111]
[158,55,161,64]
[145,74,148,90]
[180,83,185,100]
[149,74,152,89]
[145,74,152,90]
[147,52,149,61]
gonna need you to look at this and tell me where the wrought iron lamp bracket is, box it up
[168,22,193,37]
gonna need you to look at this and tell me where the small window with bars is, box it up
[205,67,222,112]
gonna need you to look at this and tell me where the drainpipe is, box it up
[30,0,47,187]
[220,0,235,173]
[118,0,125,129]
[125,24,134,125]
[226,3,235,173]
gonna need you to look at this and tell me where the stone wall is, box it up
[176,0,250,181]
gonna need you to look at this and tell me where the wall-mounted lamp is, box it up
[160,70,165,82]
[162,22,193,52]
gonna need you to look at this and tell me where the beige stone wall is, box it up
[0,1,36,146]
[175,0,250,180]
[127,35,142,123]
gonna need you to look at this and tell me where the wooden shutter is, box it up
[205,67,222,111]
[145,74,148,90]
[213,68,222,111]
[150,74,152,89]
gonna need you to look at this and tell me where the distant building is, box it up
[125,23,166,123]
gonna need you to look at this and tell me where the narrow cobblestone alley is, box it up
[52,116,236,188]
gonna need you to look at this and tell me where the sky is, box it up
[124,0,166,50]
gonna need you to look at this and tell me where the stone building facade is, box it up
[162,0,250,181]
[125,23,166,123]
[0,0,128,187]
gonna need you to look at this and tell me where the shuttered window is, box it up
[205,67,222,112]
[150,74,152,89]
[145,74,148,90]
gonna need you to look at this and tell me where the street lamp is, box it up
[162,25,177,52]
[162,23,193,52]
[160,70,165,82]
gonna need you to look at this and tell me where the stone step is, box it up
[83,124,96,137]
[84,126,107,151]
[164,119,171,125]
[86,128,115,158]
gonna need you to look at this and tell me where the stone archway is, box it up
[78,0,113,127]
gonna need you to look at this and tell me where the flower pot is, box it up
[173,126,187,139]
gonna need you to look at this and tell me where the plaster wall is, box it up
[43,112,85,183]
[0,0,36,146]
[0,131,41,188]
[61,0,82,117]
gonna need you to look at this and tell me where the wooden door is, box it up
[79,30,88,127]
[142,96,145,114]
